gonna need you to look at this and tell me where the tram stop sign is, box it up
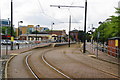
[115,39,118,47]
[11,37,14,42]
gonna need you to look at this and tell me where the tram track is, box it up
[25,53,40,80]
[6,43,119,79]
[25,47,72,79]
[43,46,119,78]
[41,50,73,80]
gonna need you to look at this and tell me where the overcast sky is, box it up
[1,0,120,33]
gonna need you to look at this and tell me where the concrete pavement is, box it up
[86,43,119,65]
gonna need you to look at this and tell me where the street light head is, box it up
[52,23,55,25]
[98,21,103,24]
[58,6,60,8]
[19,21,23,23]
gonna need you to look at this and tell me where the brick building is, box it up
[70,30,79,41]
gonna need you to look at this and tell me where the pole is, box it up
[17,22,20,49]
[11,0,13,50]
[6,29,8,57]
[18,22,19,38]
[83,0,87,53]
[36,26,37,41]
[96,32,100,58]
[51,23,54,41]
[69,15,71,47]
[36,25,39,45]
[0,18,1,58]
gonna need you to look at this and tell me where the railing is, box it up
[85,42,120,65]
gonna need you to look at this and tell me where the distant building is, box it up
[16,25,50,37]
[16,25,34,37]
[40,27,49,32]
[70,30,79,42]
[48,30,67,42]
[49,30,66,36]
[0,19,10,27]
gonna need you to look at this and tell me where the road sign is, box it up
[11,37,14,41]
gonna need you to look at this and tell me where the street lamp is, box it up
[36,25,40,43]
[51,22,54,34]
[17,21,23,49]
[18,21,23,39]
[51,22,54,41]
[98,21,105,52]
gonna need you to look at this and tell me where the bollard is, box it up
[18,44,19,49]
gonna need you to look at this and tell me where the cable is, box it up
[37,0,45,14]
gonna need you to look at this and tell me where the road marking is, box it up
[88,55,96,57]
[10,53,18,56]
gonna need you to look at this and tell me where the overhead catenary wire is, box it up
[36,0,70,30]
[36,0,82,31]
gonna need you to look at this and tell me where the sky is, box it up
[1,0,120,33]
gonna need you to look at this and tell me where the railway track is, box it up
[43,47,119,78]
[26,53,40,80]
[6,44,119,79]
[25,48,73,80]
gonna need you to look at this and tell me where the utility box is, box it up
[108,37,120,57]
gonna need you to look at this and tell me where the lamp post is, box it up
[18,21,23,49]
[98,21,104,52]
[18,21,23,39]
[51,22,54,41]
[51,22,54,34]
[36,25,40,44]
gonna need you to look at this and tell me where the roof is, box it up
[70,30,79,32]
[108,37,120,40]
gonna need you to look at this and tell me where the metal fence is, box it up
[86,43,120,64]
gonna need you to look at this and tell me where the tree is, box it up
[93,7,120,43]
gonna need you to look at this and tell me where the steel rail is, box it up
[25,54,40,80]
[41,52,73,80]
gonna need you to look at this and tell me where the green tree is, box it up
[93,7,120,43]
[2,26,16,37]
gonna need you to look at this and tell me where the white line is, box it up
[26,54,40,80]
[42,54,73,80]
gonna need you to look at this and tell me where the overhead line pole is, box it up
[68,15,71,47]
[83,0,87,53]
[11,0,13,50]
